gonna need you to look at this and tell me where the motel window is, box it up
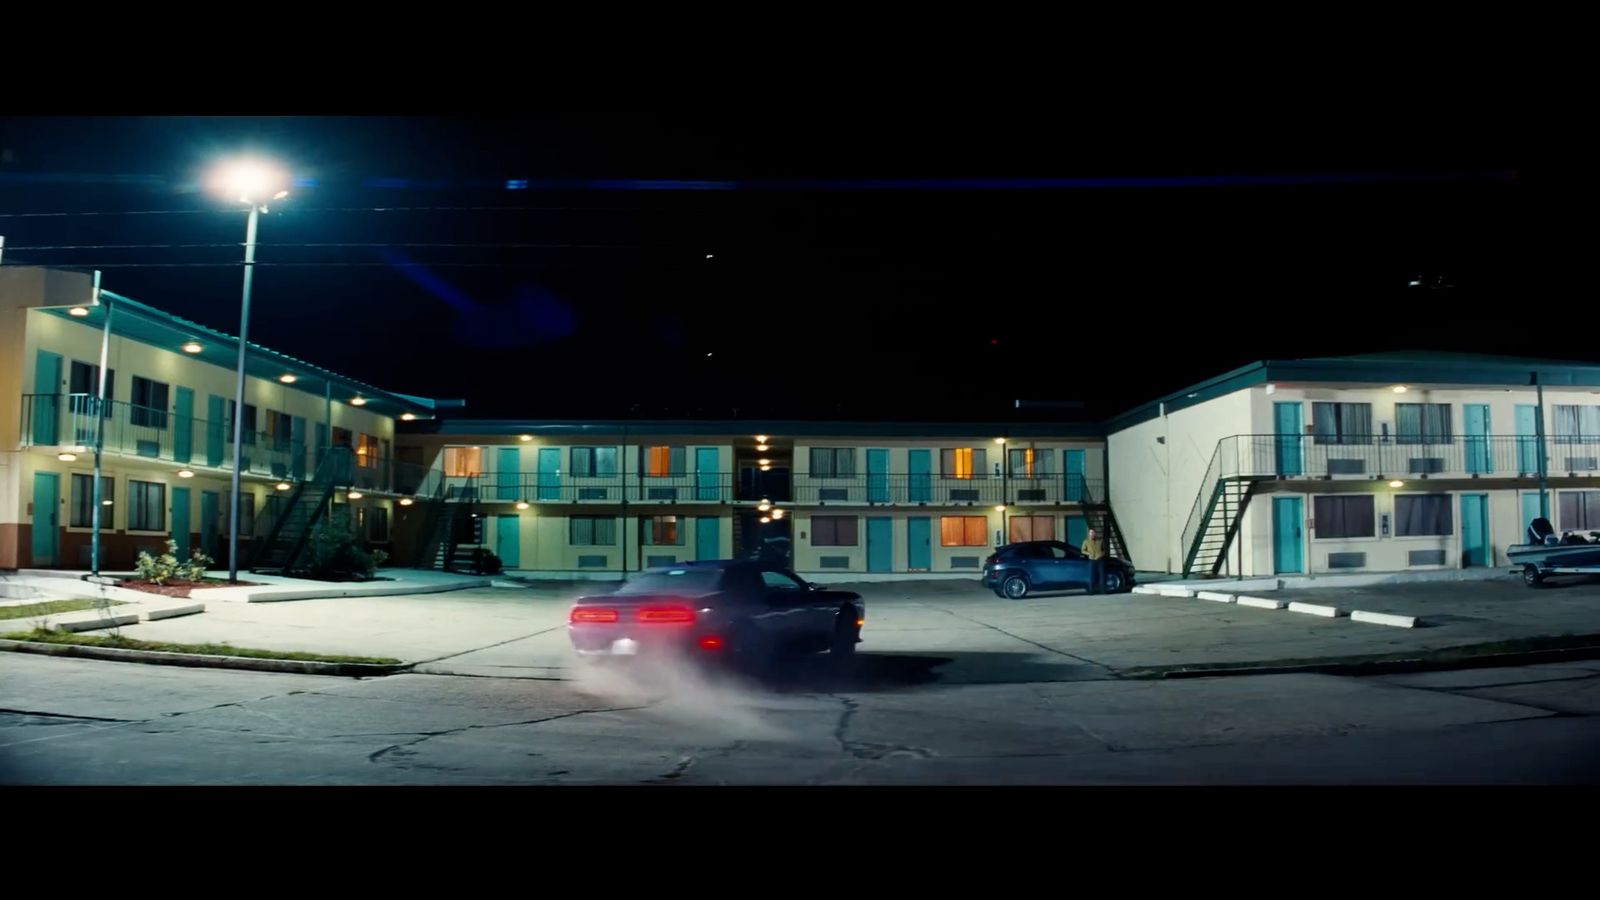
[1008,448,1055,478]
[571,446,619,477]
[644,446,686,477]
[941,515,989,547]
[642,515,684,545]
[941,447,988,479]
[130,377,170,429]
[69,475,114,528]
[230,402,260,446]
[330,425,351,448]
[1395,404,1452,445]
[127,480,165,532]
[570,516,617,546]
[357,433,378,469]
[1553,406,1600,444]
[443,447,483,477]
[811,515,859,547]
[1558,491,1600,531]
[265,410,293,451]
[1394,494,1452,537]
[1313,495,1375,539]
[1008,515,1055,543]
[1312,403,1373,445]
[356,506,389,542]
[809,448,856,478]
[68,361,114,416]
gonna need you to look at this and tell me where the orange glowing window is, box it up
[443,446,483,477]
[949,448,974,479]
[356,433,378,469]
[941,515,989,547]
[645,446,679,477]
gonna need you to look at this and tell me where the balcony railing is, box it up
[436,471,737,504]
[1213,433,1600,481]
[792,473,1104,506]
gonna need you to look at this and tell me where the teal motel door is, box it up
[32,351,62,445]
[207,395,227,466]
[1065,515,1088,549]
[170,486,191,558]
[867,449,889,503]
[1521,491,1548,540]
[695,447,720,501]
[906,516,932,571]
[32,472,60,566]
[537,448,561,501]
[696,516,720,561]
[907,450,932,503]
[200,491,221,557]
[1274,402,1303,478]
[1515,404,1540,475]
[866,517,893,572]
[496,514,521,568]
[173,387,195,464]
[497,447,521,501]
[1464,404,1492,475]
[1460,494,1490,567]
[1065,449,1086,501]
[1272,496,1303,574]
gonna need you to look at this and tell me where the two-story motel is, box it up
[0,267,453,571]
[11,268,1600,583]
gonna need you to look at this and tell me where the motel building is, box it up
[1107,352,1600,579]
[0,267,454,572]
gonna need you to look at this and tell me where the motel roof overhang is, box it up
[38,287,463,420]
[399,419,1106,440]
[1104,351,1600,434]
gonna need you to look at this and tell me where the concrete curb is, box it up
[192,576,493,604]
[1196,591,1235,603]
[1350,610,1420,628]
[1287,601,1343,618]
[145,602,205,621]
[1157,586,1196,598]
[1120,643,1600,680]
[56,613,141,633]
[0,639,411,677]
[1131,586,1164,596]
[1236,595,1287,610]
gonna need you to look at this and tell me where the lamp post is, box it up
[208,159,290,583]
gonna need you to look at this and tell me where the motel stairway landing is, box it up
[1181,475,1270,578]
[247,447,352,575]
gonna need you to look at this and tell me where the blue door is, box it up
[866,517,893,572]
[497,447,521,500]
[290,416,307,479]
[173,387,194,464]
[1274,402,1303,477]
[1461,494,1490,567]
[1521,491,1548,541]
[1065,515,1088,549]
[1515,404,1540,475]
[170,486,191,558]
[695,447,720,501]
[200,491,220,557]
[696,516,720,560]
[31,472,60,566]
[537,447,561,500]
[1064,449,1086,501]
[1464,404,1491,474]
[1272,496,1303,574]
[32,351,62,445]
[908,449,932,503]
[867,448,889,503]
[907,516,932,571]
[496,514,521,568]
[207,395,227,466]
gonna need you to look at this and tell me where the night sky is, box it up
[0,114,1541,423]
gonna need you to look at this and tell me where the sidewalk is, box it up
[14,567,491,603]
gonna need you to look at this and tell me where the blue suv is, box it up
[981,540,1135,599]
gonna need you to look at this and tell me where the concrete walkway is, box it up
[12,567,490,604]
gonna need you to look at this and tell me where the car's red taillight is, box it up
[571,607,619,624]
[697,635,724,651]
[637,605,696,624]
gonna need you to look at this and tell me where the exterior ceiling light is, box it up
[400,413,417,421]
[182,341,203,354]
[771,509,785,520]
[519,435,533,442]
[1392,385,1408,394]
[178,469,195,478]
[57,452,77,461]
[755,435,769,443]
[995,504,1007,512]
[756,444,770,452]
[347,490,363,499]
[276,481,291,491]
[516,501,531,510]
[1389,480,1405,488]
[279,374,298,384]
[68,306,90,317]
[350,397,367,406]
[760,516,771,524]
[399,497,415,506]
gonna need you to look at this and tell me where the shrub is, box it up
[134,539,212,584]
[304,508,377,580]
[470,547,503,575]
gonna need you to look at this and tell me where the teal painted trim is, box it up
[411,419,1106,439]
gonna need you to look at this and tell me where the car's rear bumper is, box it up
[568,624,715,657]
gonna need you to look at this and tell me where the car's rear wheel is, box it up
[1002,574,1030,599]
[830,609,859,656]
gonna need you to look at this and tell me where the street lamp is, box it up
[209,158,290,582]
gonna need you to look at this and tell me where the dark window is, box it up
[70,474,113,528]
[811,515,859,546]
[130,377,169,429]
[570,516,617,546]
[1395,494,1452,536]
[1396,403,1452,445]
[810,448,855,478]
[760,570,806,592]
[571,446,618,477]
[1313,495,1376,539]
[128,480,165,532]
[643,515,682,545]
[1558,491,1600,531]
[369,506,389,542]
[68,361,114,416]
[1553,406,1600,444]
[1312,402,1373,445]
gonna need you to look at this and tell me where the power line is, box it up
[3,241,641,251]
[0,205,647,219]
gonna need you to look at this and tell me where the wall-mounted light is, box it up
[275,481,291,491]
[758,458,771,466]
[347,490,363,499]
[995,504,1007,512]
[994,437,1007,445]
[756,444,770,452]
[1388,480,1405,488]
[182,341,203,354]
[516,501,530,510]
[278,374,297,384]
[519,435,533,442]
[758,501,772,512]
[178,469,195,478]
[350,397,367,406]
[760,516,771,524]
[68,306,90,317]
[1392,385,1408,394]
[771,509,785,520]
[760,465,771,472]
[101,499,114,506]
[57,452,77,461]
[755,434,769,443]
[400,413,416,421]
[399,497,415,507]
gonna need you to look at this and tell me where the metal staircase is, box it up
[1181,438,1271,577]
[248,446,351,574]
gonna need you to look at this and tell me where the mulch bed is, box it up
[119,579,264,598]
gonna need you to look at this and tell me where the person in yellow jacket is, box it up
[1081,528,1106,593]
